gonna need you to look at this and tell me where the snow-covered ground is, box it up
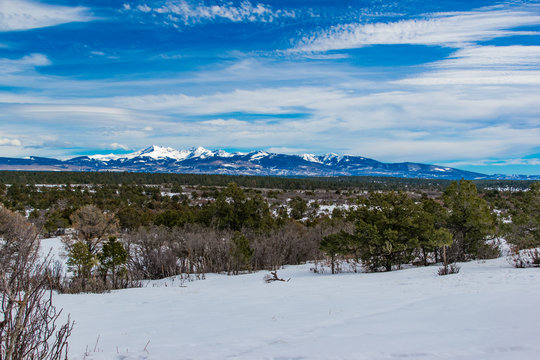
[49,247,540,360]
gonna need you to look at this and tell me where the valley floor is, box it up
[52,250,539,360]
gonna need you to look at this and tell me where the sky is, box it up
[0,0,539,175]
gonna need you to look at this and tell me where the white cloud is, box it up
[110,87,345,114]
[201,119,250,127]
[437,45,540,67]
[130,1,295,25]
[0,0,92,31]
[0,54,51,74]
[0,138,22,146]
[397,45,540,85]
[397,69,540,85]
[296,8,540,52]
[110,142,129,150]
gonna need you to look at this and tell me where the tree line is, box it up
[1,170,535,191]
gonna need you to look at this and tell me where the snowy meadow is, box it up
[48,238,539,360]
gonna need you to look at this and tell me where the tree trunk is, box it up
[443,245,448,267]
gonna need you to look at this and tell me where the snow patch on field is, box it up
[54,257,540,360]
[40,236,68,274]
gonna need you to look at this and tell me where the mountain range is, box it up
[0,146,537,180]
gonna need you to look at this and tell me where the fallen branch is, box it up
[264,271,290,283]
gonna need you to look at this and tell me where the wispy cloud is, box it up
[0,0,92,31]
[443,158,540,168]
[397,45,540,85]
[109,87,344,114]
[295,8,540,52]
[0,54,51,74]
[125,0,296,26]
[436,45,540,67]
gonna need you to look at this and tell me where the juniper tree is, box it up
[229,232,253,275]
[289,196,307,220]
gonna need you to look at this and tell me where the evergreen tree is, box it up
[417,198,452,265]
[320,231,355,274]
[229,232,253,275]
[212,182,272,230]
[505,181,540,250]
[349,192,421,272]
[289,196,307,220]
[443,180,497,261]
[66,241,97,286]
[99,236,128,289]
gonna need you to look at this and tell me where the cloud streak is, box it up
[397,45,540,85]
[0,0,92,31]
[296,8,540,51]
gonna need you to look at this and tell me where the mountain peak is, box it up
[189,146,214,159]
[249,150,270,161]
[301,153,322,164]
[115,145,190,161]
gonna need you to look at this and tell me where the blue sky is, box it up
[0,0,540,175]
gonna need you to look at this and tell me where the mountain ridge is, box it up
[1,145,538,180]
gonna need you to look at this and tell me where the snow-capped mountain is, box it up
[1,145,538,180]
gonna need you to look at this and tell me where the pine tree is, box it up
[99,236,128,289]
[320,231,355,274]
[67,241,97,288]
[349,192,421,271]
[443,180,497,261]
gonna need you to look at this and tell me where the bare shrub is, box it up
[125,226,182,280]
[437,263,461,276]
[0,206,73,359]
[508,248,540,268]
[70,205,118,254]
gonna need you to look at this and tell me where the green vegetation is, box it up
[1,171,538,290]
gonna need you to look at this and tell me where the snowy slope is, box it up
[55,257,540,360]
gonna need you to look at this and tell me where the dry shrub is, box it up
[508,247,540,268]
[0,206,73,360]
[437,263,461,276]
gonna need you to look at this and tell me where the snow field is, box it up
[51,255,540,360]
